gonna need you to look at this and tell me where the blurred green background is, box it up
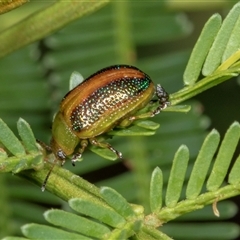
[0,1,240,239]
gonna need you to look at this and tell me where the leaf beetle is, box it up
[40,65,170,190]
[51,65,169,163]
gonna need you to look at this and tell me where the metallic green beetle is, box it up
[51,65,170,164]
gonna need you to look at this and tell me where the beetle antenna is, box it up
[41,162,56,192]
[36,139,52,152]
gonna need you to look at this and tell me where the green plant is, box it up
[0,1,240,239]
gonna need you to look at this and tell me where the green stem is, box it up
[142,226,173,240]
[216,49,240,71]
[20,162,104,204]
[113,0,135,64]
[146,182,240,224]
[170,67,240,106]
[0,0,110,59]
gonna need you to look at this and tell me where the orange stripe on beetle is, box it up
[52,65,170,162]
[40,65,170,191]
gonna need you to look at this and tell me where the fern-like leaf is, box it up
[0,118,43,173]
[149,122,240,226]
[3,122,240,240]
[183,2,240,83]
[177,0,240,127]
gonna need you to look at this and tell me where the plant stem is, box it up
[170,67,240,106]
[20,162,104,204]
[0,0,110,59]
[155,183,240,223]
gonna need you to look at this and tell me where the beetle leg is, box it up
[36,139,52,152]
[122,84,170,123]
[37,139,66,164]
[152,84,170,115]
[119,111,162,127]
[56,150,66,166]
[41,149,66,192]
[89,138,123,159]
[71,139,88,166]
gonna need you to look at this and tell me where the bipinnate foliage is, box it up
[1,120,240,239]
[1,1,240,240]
